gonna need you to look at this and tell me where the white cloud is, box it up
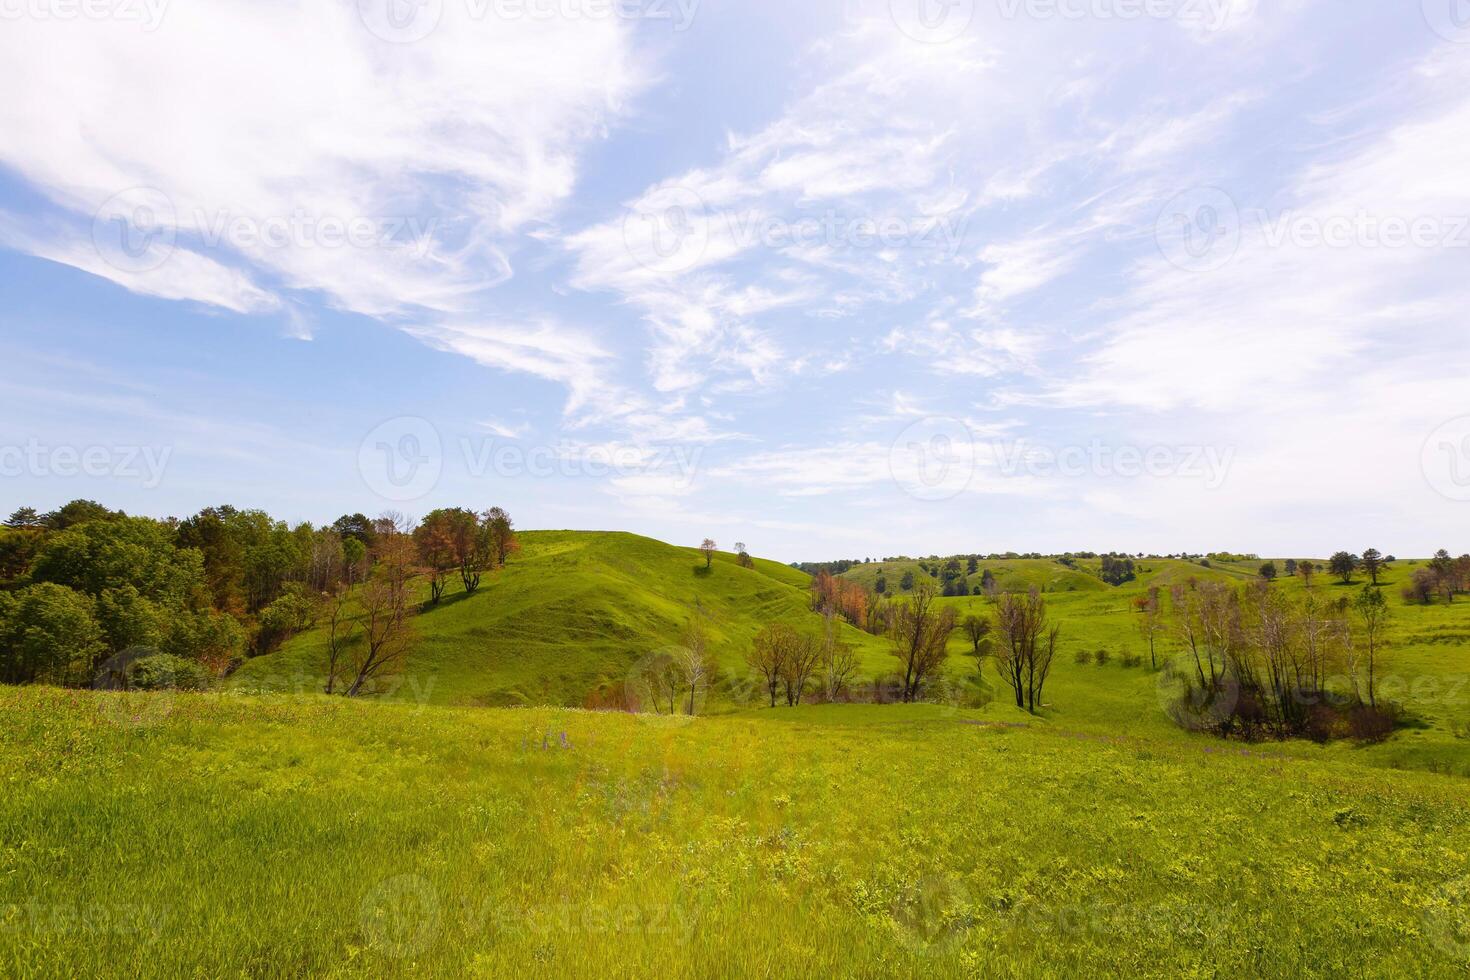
[0,1,644,323]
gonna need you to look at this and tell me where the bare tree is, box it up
[679,611,713,715]
[699,538,717,570]
[747,623,793,707]
[992,588,1060,714]
[819,606,859,701]
[888,582,957,702]
[1135,587,1165,669]
[323,585,358,695]
[345,533,417,696]
[780,632,821,706]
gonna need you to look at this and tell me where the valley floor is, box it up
[3,688,1469,978]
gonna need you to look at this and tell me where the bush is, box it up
[1073,648,1091,665]
[1093,648,1110,666]
[125,655,213,692]
[1347,704,1397,743]
[1120,648,1142,669]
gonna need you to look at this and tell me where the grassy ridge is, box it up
[232,535,1470,777]
[3,687,1469,978]
[231,531,891,708]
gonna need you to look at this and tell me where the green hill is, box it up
[232,531,891,708]
[840,557,1109,596]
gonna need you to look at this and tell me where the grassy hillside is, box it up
[231,531,891,708]
[921,558,1470,777]
[4,687,1469,978]
[840,557,1109,595]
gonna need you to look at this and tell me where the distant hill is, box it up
[231,530,890,708]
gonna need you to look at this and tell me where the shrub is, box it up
[1073,648,1091,665]
[1093,648,1110,666]
[1347,704,1396,743]
[126,655,213,692]
[1120,648,1142,669]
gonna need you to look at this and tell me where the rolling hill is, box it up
[231,531,892,708]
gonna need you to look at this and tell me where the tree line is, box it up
[0,500,517,696]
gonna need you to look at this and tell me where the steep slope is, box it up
[231,531,892,707]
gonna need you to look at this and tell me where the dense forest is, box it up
[0,500,515,694]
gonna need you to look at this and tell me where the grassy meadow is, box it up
[234,534,1470,777]
[4,687,1470,978]
[7,534,1470,976]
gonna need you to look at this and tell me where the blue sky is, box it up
[2,0,1469,562]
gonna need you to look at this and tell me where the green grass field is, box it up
[9,535,1470,976]
[4,687,1470,978]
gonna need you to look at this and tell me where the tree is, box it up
[323,585,358,695]
[888,582,957,702]
[900,570,915,592]
[980,568,997,595]
[1298,560,1316,587]
[1353,586,1389,709]
[1259,562,1277,581]
[961,614,991,656]
[818,606,859,701]
[780,631,821,706]
[699,538,717,570]
[449,509,491,593]
[993,588,1061,714]
[4,507,42,529]
[1135,587,1165,669]
[747,623,794,708]
[482,507,518,566]
[1359,549,1387,586]
[1284,559,1298,578]
[679,612,713,715]
[1329,552,1358,585]
[342,537,368,585]
[412,510,457,605]
[345,534,416,696]
[0,583,106,686]
[735,542,754,569]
